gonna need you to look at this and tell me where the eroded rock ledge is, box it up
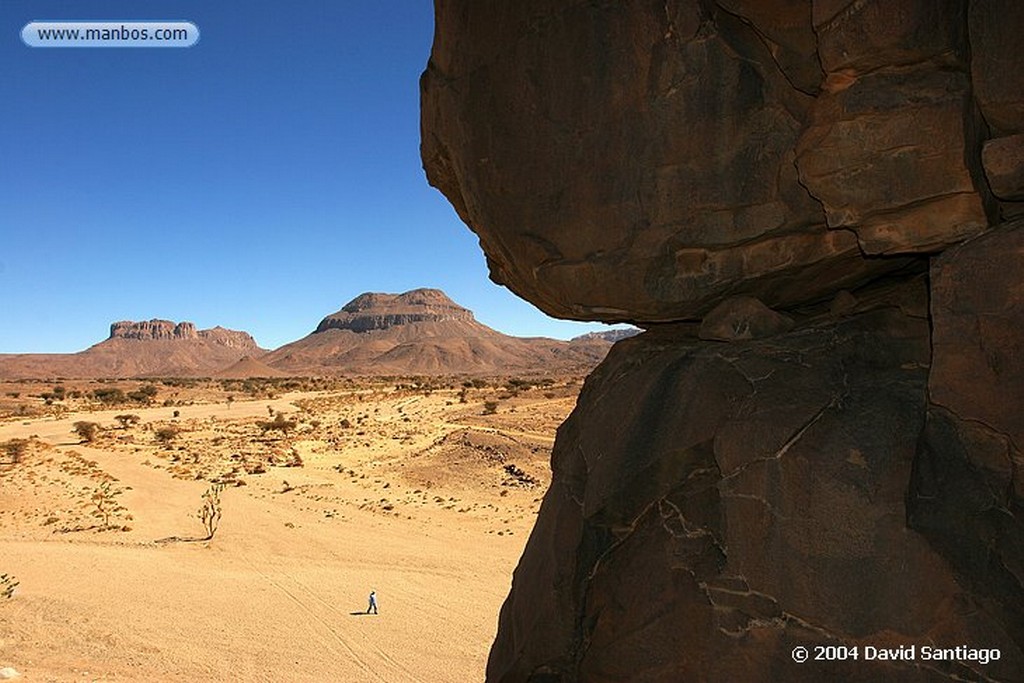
[421,1,1024,680]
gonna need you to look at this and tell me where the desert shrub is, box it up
[258,413,297,435]
[339,418,352,429]
[482,400,499,415]
[126,384,158,403]
[87,481,128,529]
[155,426,180,445]
[1,574,18,599]
[72,421,100,443]
[115,414,140,429]
[92,387,125,404]
[197,483,226,539]
[470,378,488,389]
[2,439,29,464]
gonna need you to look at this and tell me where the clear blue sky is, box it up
[0,1,621,353]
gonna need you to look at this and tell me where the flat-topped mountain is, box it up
[315,289,475,333]
[263,288,606,375]
[570,328,641,344]
[108,319,258,349]
[0,319,263,379]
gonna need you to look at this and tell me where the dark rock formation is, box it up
[422,1,1024,681]
[698,296,794,341]
[491,298,1020,682]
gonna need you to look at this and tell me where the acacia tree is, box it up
[72,421,100,443]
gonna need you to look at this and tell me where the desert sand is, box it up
[0,377,578,681]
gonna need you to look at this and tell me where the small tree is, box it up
[2,439,29,464]
[154,426,179,447]
[482,400,499,415]
[88,481,127,529]
[115,414,140,429]
[196,483,226,540]
[72,421,100,443]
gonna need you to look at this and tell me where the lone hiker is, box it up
[367,590,378,615]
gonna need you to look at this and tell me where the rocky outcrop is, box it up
[110,319,198,341]
[422,1,1024,681]
[421,0,1003,323]
[315,288,475,333]
[108,320,258,350]
[490,295,1021,682]
[570,329,641,345]
[0,320,262,378]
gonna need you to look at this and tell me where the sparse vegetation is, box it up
[154,426,180,446]
[258,413,297,436]
[1,573,18,599]
[482,400,499,415]
[126,384,159,403]
[72,421,100,443]
[196,483,226,540]
[115,414,141,429]
[92,387,126,404]
[2,438,29,464]
[87,481,128,530]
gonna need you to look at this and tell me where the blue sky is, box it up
[0,1,621,353]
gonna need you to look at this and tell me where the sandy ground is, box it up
[0,380,578,682]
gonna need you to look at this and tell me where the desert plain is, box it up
[0,375,579,682]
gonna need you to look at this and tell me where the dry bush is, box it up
[258,413,297,436]
[115,414,140,429]
[1,573,18,599]
[72,421,100,443]
[2,438,29,464]
[196,483,226,539]
[155,425,180,446]
[86,481,129,530]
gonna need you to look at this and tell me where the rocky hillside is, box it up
[422,2,1024,681]
[263,288,606,375]
[0,320,262,379]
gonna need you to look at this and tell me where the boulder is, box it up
[969,0,1024,136]
[422,0,916,324]
[982,135,1024,201]
[795,68,988,254]
[698,296,794,341]
[489,304,1023,681]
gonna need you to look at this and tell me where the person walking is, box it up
[367,590,378,615]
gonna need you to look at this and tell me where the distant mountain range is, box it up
[0,289,638,379]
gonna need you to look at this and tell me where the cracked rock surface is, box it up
[489,295,1022,681]
[420,1,1024,680]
